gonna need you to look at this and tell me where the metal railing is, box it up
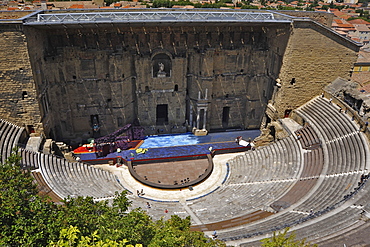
[23,11,293,25]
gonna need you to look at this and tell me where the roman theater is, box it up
[2,8,370,246]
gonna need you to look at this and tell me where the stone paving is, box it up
[94,152,237,201]
[134,159,209,186]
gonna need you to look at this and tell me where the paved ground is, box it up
[134,159,209,186]
[94,152,239,201]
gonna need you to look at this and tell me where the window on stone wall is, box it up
[284,109,292,118]
[27,125,35,134]
[22,91,28,100]
[174,84,178,92]
[290,78,296,85]
[152,54,171,78]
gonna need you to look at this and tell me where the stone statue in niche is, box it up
[159,62,164,72]
[157,62,166,77]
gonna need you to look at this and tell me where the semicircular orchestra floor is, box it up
[133,159,210,186]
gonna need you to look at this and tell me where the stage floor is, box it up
[76,130,260,163]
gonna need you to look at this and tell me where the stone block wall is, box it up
[276,10,334,27]
[0,23,42,135]
[0,11,360,145]
[22,22,290,143]
[271,20,360,119]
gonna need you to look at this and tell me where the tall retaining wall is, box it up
[0,23,43,135]
[270,20,360,119]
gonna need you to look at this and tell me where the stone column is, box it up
[189,104,193,128]
[203,109,207,130]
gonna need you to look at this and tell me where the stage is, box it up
[73,130,260,164]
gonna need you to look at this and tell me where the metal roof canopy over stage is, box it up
[23,10,293,25]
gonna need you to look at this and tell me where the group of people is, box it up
[136,189,145,196]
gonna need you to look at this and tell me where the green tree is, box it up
[53,192,154,246]
[1,153,222,246]
[0,150,60,246]
[105,0,120,6]
[261,228,317,247]
[241,4,259,9]
[152,0,173,8]
[49,225,143,247]
[149,215,225,247]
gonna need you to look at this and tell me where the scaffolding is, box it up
[23,11,292,25]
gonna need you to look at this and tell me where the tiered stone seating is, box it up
[227,135,301,184]
[295,124,321,150]
[217,211,304,240]
[209,96,370,245]
[295,207,363,242]
[19,148,124,200]
[0,119,25,164]
[3,94,370,245]
[270,125,324,210]
[294,97,368,212]
[128,196,190,222]
[20,149,40,170]
[186,135,302,224]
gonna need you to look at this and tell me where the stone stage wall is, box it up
[23,21,291,143]
[0,10,361,145]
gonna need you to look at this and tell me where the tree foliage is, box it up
[149,215,225,247]
[0,151,59,246]
[49,225,143,247]
[261,228,317,247]
[0,152,225,246]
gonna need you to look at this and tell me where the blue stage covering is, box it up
[79,141,247,162]
[78,130,259,162]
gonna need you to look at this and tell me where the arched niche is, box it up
[152,53,171,78]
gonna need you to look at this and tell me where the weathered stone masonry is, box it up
[23,21,291,144]
[269,20,360,120]
[0,10,361,145]
[0,23,43,135]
